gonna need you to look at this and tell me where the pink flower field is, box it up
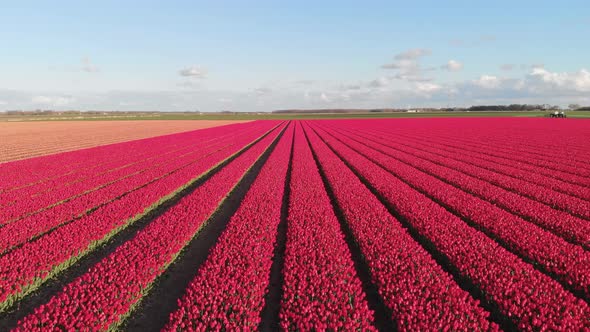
[0,118,588,331]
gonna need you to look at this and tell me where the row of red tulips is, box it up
[0,123,280,312]
[0,128,227,208]
[390,136,590,220]
[0,126,267,255]
[443,126,590,164]
[0,123,262,213]
[331,118,590,186]
[424,133,590,186]
[310,122,590,330]
[392,129,590,188]
[363,127,590,200]
[303,124,497,331]
[165,123,294,331]
[322,125,590,300]
[400,127,590,187]
[0,142,137,191]
[341,126,590,250]
[397,123,590,179]
[12,123,285,331]
[346,118,590,182]
[0,121,259,192]
[0,134,199,205]
[399,118,590,160]
[279,123,375,331]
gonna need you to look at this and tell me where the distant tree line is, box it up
[464,104,590,111]
[273,109,378,114]
[466,104,549,112]
[568,104,590,111]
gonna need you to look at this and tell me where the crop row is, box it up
[440,125,590,164]
[361,127,590,200]
[401,118,590,159]
[309,122,590,330]
[0,123,263,213]
[0,144,199,222]
[409,131,590,186]
[0,122,280,312]
[2,118,588,331]
[0,126,269,255]
[277,123,375,330]
[164,123,294,331]
[389,121,590,178]
[374,133,590,220]
[381,129,590,192]
[334,125,590,250]
[319,124,590,300]
[0,122,259,192]
[0,128,221,208]
[12,123,286,331]
[0,136,196,206]
[340,118,590,181]
[302,124,497,331]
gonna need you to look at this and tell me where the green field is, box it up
[1,111,589,122]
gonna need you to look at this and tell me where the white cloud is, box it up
[31,95,75,107]
[253,87,272,96]
[392,74,433,82]
[415,82,442,93]
[442,60,464,72]
[528,67,590,92]
[344,84,362,90]
[473,75,501,89]
[500,63,545,71]
[179,66,207,78]
[381,59,415,70]
[338,93,351,102]
[367,77,389,88]
[382,48,434,82]
[5,65,590,112]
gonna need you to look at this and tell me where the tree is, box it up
[568,104,581,110]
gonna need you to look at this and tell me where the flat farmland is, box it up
[0,120,249,163]
[0,118,589,331]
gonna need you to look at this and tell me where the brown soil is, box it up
[0,120,250,163]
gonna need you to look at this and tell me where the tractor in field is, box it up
[547,110,567,118]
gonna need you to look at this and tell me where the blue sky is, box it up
[1,0,589,111]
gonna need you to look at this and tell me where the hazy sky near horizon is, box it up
[1,0,589,112]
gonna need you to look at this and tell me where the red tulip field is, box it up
[0,118,588,331]
[0,120,249,163]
